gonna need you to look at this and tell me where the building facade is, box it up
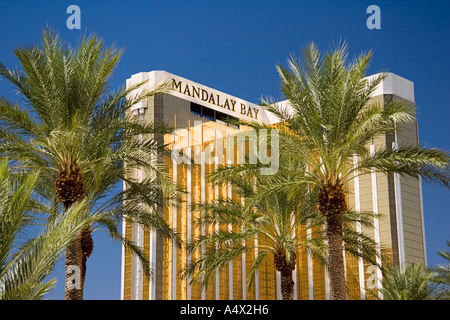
[121,70,426,300]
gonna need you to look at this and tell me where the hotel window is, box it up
[190,102,239,129]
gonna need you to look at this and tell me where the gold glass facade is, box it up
[121,71,426,300]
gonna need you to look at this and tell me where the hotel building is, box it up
[121,70,426,300]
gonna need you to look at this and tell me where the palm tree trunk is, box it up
[64,226,93,300]
[319,183,347,300]
[326,213,347,300]
[64,231,85,300]
[280,268,295,300]
[56,164,93,300]
[274,250,296,300]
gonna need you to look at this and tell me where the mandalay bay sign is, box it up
[171,78,261,120]
[168,79,278,175]
[128,71,279,175]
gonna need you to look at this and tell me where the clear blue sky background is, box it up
[0,0,448,300]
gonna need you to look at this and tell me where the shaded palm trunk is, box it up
[319,183,347,300]
[56,162,93,300]
[64,221,93,300]
[325,213,346,300]
[64,226,86,300]
[274,250,296,300]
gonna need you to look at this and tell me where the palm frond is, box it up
[0,158,93,300]
[356,146,449,187]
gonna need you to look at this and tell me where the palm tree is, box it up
[0,158,93,299]
[375,243,450,300]
[429,241,450,299]
[184,148,383,300]
[185,162,311,300]
[261,41,449,299]
[0,28,179,299]
[374,263,437,300]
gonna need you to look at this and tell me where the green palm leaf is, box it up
[0,27,178,299]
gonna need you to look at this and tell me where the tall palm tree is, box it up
[0,28,179,299]
[0,158,93,299]
[261,42,449,299]
[184,149,383,300]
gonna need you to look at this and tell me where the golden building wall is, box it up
[122,83,426,300]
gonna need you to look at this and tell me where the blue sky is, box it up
[0,0,448,299]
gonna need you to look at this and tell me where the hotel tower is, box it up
[121,70,426,300]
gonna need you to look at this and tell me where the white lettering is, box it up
[66,265,81,290]
[366,5,381,30]
[66,5,81,30]
[366,264,380,289]
[180,304,214,317]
